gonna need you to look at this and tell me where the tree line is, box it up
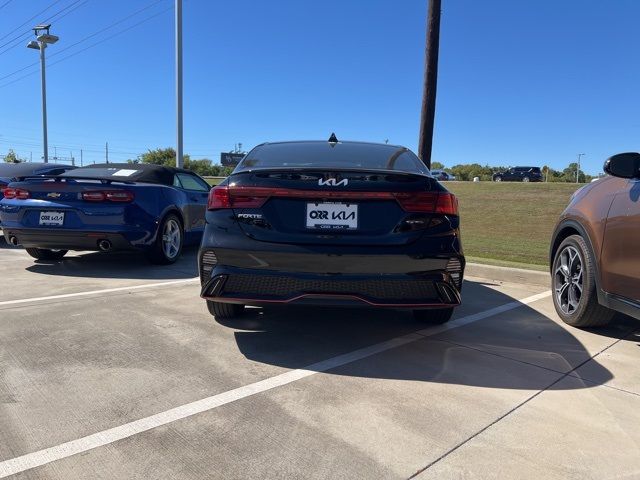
[431,161,596,183]
[129,148,234,177]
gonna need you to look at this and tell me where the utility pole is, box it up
[80,149,83,166]
[70,150,74,166]
[30,151,32,162]
[418,0,441,169]
[105,142,109,163]
[175,0,183,168]
[576,153,585,183]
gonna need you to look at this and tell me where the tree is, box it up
[137,147,233,177]
[430,161,445,170]
[3,149,20,163]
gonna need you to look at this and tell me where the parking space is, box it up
[0,247,639,479]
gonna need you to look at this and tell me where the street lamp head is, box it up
[36,34,58,45]
[26,40,40,50]
[33,24,51,34]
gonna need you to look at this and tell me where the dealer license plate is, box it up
[306,202,358,230]
[39,211,65,226]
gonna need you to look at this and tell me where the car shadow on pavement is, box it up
[215,280,631,391]
[23,247,199,280]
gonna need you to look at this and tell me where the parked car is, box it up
[549,152,640,327]
[0,162,75,200]
[0,163,211,264]
[492,166,543,182]
[199,139,465,323]
[431,169,456,181]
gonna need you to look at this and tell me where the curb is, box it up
[465,262,550,288]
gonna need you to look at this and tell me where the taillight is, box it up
[207,185,458,215]
[434,192,458,215]
[394,191,458,215]
[2,187,29,200]
[82,190,134,202]
[208,185,269,210]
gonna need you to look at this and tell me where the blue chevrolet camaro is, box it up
[0,163,211,264]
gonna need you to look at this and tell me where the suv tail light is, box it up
[82,190,134,202]
[2,187,30,200]
[208,185,458,215]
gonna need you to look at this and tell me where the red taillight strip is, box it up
[208,185,458,215]
[82,190,134,202]
[1,187,30,200]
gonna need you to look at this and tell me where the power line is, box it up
[0,0,65,42]
[0,0,15,11]
[0,0,88,56]
[0,4,172,89]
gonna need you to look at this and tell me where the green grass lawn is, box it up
[204,176,583,269]
[446,182,583,268]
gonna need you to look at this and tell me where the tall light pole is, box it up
[175,0,183,168]
[576,153,585,183]
[27,24,58,164]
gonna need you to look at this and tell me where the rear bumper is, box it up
[2,228,134,251]
[200,263,463,309]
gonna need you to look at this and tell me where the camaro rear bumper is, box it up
[2,228,134,251]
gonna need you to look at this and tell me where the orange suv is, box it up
[550,153,640,327]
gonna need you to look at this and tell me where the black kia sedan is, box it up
[199,138,464,323]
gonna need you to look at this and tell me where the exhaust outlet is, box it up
[97,239,112,252]
[8,236,18,246]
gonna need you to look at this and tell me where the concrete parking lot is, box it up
[0,243,639,479]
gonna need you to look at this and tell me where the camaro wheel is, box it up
[148,214,183,265]
[207,301,245,319]
[552,235,614,327]
[25,248,68,261]
[413,307,454,324]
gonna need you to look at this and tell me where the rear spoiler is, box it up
[15,175,136,185]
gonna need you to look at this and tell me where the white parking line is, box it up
[0,278,199,307]
[0,290,551,478]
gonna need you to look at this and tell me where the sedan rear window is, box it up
[235,142,429,175]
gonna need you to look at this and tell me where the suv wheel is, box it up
[552,235,614,327]
[494,176,502,182]
[522,176,530,182]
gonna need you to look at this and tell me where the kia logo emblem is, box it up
[318,178,348,187]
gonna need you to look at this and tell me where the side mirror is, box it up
[604,153,640,179]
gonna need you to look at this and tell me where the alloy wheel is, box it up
[162,218,181,259]
[523,176,530,182]
[554,245,583,315]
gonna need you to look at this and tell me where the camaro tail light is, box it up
[82,190,134,202]
[1,187,30,200]
[208,184,458,215]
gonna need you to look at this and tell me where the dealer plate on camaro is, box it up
[306,202,358,229]
[39,211,65,226]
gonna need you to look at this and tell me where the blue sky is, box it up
[0,0,638,173]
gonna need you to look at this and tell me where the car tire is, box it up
[413,307,454,324]
[494,176,502,182]
[551,235,614,327]
[207,301,245,319]
[523,176,530,182]
[148,213,183,265]
[25,248,68,260]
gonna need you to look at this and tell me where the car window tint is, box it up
[176,173,209,191]
[173,175,183,188]
[236,142,429,175]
